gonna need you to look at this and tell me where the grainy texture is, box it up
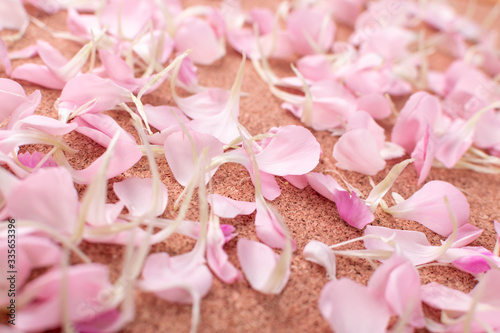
[1,0,499,332]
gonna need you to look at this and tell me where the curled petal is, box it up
[385,181,470,237]
[411,126,436,185]
[207,194,256,218]
[303,240,336,279]
[113,177,168,218]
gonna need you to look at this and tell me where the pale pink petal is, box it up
[99,0,154,40]
[303,240,336,279]
[249,8,274,35]
[296,54,334,82]
[319,278,392,333]
[328,0,364,26]
[364,226,441,265]
[333,129,386,176]
[142,104,189,131]
[255,125,321,176]
[163,128,224,186]
[56,74,132,118]
[206,220,242,284]
[286,8,336,56]
[346,110,385,150]
[391,91,442,153]
[36,40,71,77]
[495,220,500,241]
[0,78,27,123]
[0,0,28,31]
[368,254,425,328]
[385,181,469,237]
[177,55,199,90]
[175,88,230,119]
[74,113,136,147]
[356,93,391,120]
[5,167,78,234]
[6,90,41,130]
[359,27,416,61]
[207,194,256,218]
[16,264,115,332]
[237,238,290,294]
[139,251,213,304]
[17,151,58,168]
[98,49,145,92]
[11,64,66,90]
[473,109,500,149]
[66,8,102,40]
[411,126,436,185]
[72,140,142,184]
[421,282,472,313]
[175,17,224,65]
[13,115,77,136]
[451,223,483,248]
[255,199,296,250]
[0,37,11,75]
[133,31,174,66]
[306,172,344,202]
[282,174,308,189]
[113,177,168,217]
[334,191,374,229]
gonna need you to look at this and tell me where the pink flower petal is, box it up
[334,191,374,229]
[255,199,296,250]
[5,167,78,234]
[255,125,321,176]
[237,238,290,294]
[16,264,115,332]
[207,194,256,218]
[282,174,308,189]
[346,110,385,151]
[56,74,131,119]
[163,128,224,186]
[11,63,66,90]
[451,223,483,248]
[0,78,28,123]
[99,0,154,40]
[474,109,500,149]
[74,113,136,147]
[175,17,225,65]
[0,0,28,31]
[142,104,189,132]
[139,251,213,304]
[306,172,344,202]
[333,129,386,175]
[206,219,242,284]
[355,93,391,120]
[13,115,77,136]
[113,177,168,217]
[368,254,425,328]
[411,126,436,185]
[385,181,470,237]
[319,278,392,333]
[303,240,336,279]
[296,54,334,82]
[391,91,442,153]
[17,151,58,168]
[286,8,336,56]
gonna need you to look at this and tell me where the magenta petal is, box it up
[319,278,391,333]
[5,167,78,234]
[255,125,321,176]
[334,191,374,229]
[207,194,256,218]
[333,129,386,176]
[139,251,213,304]
[113,177,168,217]
[237,238,290,294]
[386,181,470,237]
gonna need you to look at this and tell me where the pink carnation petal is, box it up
[356,93,391,120]
[0,78,28,123]
[74,113,136,147]
[13,115,77,136]
[346,110,385,151]
[385,181,470,237]
[237,238,290,294]
[113,177,168,217]
[255,125,321,176]
[303,240,336,279]
[207,194,256,218]
[333,129,386,175]
[319,278,392,333]
[411,126,436,185]
[255,200,296,250]
[0,37,11,75]
[207,220,242,284]
[334,191,374,229]
[11,63,66,90]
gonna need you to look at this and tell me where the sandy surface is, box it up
[1,0,500,332]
